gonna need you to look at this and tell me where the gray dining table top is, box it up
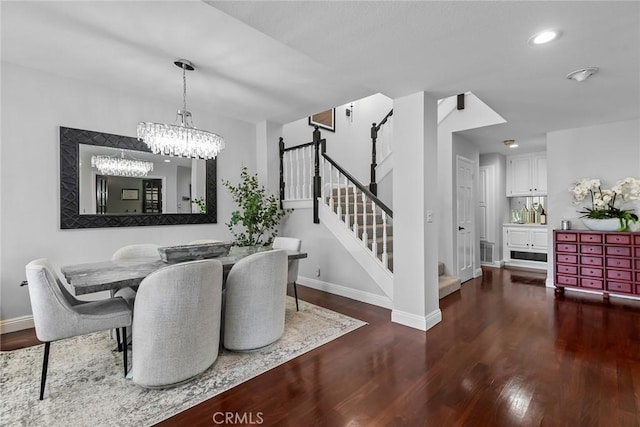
[61,247,307,296]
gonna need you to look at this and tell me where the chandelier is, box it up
[91,152,154,177]
[137,59,225,160]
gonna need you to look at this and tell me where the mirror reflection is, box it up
[78,145,206,215]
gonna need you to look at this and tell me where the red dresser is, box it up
[554,230,640,297]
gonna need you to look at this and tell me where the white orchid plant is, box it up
[569,177,640,231]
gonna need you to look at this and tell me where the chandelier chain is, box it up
[182,63,187,112]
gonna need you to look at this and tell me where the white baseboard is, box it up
[480,260,505,268]
[391,308,442,331]
[474,268,483,278]
[298,276,392,309]
[546,278,555,288]
[1,315,34,334]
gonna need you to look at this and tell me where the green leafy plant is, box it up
[222,166,291,246]
[191,197,206,213]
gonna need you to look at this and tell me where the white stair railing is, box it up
[279,130,393,273]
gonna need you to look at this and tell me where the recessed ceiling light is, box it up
[504,140,519,148]
[566,67,599,82]
[528,29,561,45]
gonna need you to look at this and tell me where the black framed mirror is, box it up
[60,126,217,229]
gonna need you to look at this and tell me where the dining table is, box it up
[61,246,307,296]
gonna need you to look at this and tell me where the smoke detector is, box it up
[566,67,599,82]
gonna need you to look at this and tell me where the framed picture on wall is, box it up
[121,189,139,200]
[308,109,335,132]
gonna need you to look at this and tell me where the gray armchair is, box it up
[25,258,132,400]
[112,243,160,309]
[223,249,288,351]
[131,259,223,388]
[272,237,302,311]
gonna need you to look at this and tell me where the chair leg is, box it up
[293,282,299,311]
[115,328,122,352]
[122,327,128,377]
[40,342,51,400]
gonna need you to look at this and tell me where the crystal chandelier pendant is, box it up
[91,152,154,177]
[137,59,225,160]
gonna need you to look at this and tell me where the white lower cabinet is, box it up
[503,225,548,269]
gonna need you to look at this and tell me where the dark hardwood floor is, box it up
[3,267,640,426]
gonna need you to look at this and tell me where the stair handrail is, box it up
[369,108,393,196]
[322,152,393,218]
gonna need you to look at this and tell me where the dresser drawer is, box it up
[581,267,603,278]
[607,281,633,294]
[581,256,603,267]
[635,247,640,258]
[580,233,603,243]
[555,232,577,242]
[607,269,633,281]
[636,259,640,270]
[605,234,631,245]
[557,254,578,264]
[637,272,640,283]
[580,245,603,255]
[556,264,578,275]
[606,246,631,257]
[581,278,603,290]
[606,257,632,269]
[556,243,577,253]
[556,275,578,286]
[635,235,640,245]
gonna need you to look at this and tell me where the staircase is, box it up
[280,125,462,302]
[327,186,460,300]
[438,262,461,299]
[329,186,393,271]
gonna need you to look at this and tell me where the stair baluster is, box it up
[295,148,301,199]
[371,199,377,255]
[307,145,313,199]
[344,178,350,228]
[352,185,358,238]
[301,145,307,198]
[288,150,294,200]
[382,211,388,269]
[361,190,368,245]
[328,163,334,211]
[336,171,342,218]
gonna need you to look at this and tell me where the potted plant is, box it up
[222,166,291,247]
[569,177,640,231]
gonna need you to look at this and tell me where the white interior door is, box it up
[456,156,475,283]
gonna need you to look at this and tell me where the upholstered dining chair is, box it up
[112,243,160,309]
[25,258,132,400]
[131,259,223,388]
[272,237,302,311]
[112,243,161,260]
[224,249,288,351]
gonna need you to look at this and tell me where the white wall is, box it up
[0,62,257,322]
[546,118,640,286]
[391,91,441,330]
[280,208,387,298]
[282,93,393,185]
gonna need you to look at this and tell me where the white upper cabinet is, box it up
[506,152,547,196]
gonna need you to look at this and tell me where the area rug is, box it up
[0,298,366,426]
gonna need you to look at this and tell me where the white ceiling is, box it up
[2,1,639,155]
